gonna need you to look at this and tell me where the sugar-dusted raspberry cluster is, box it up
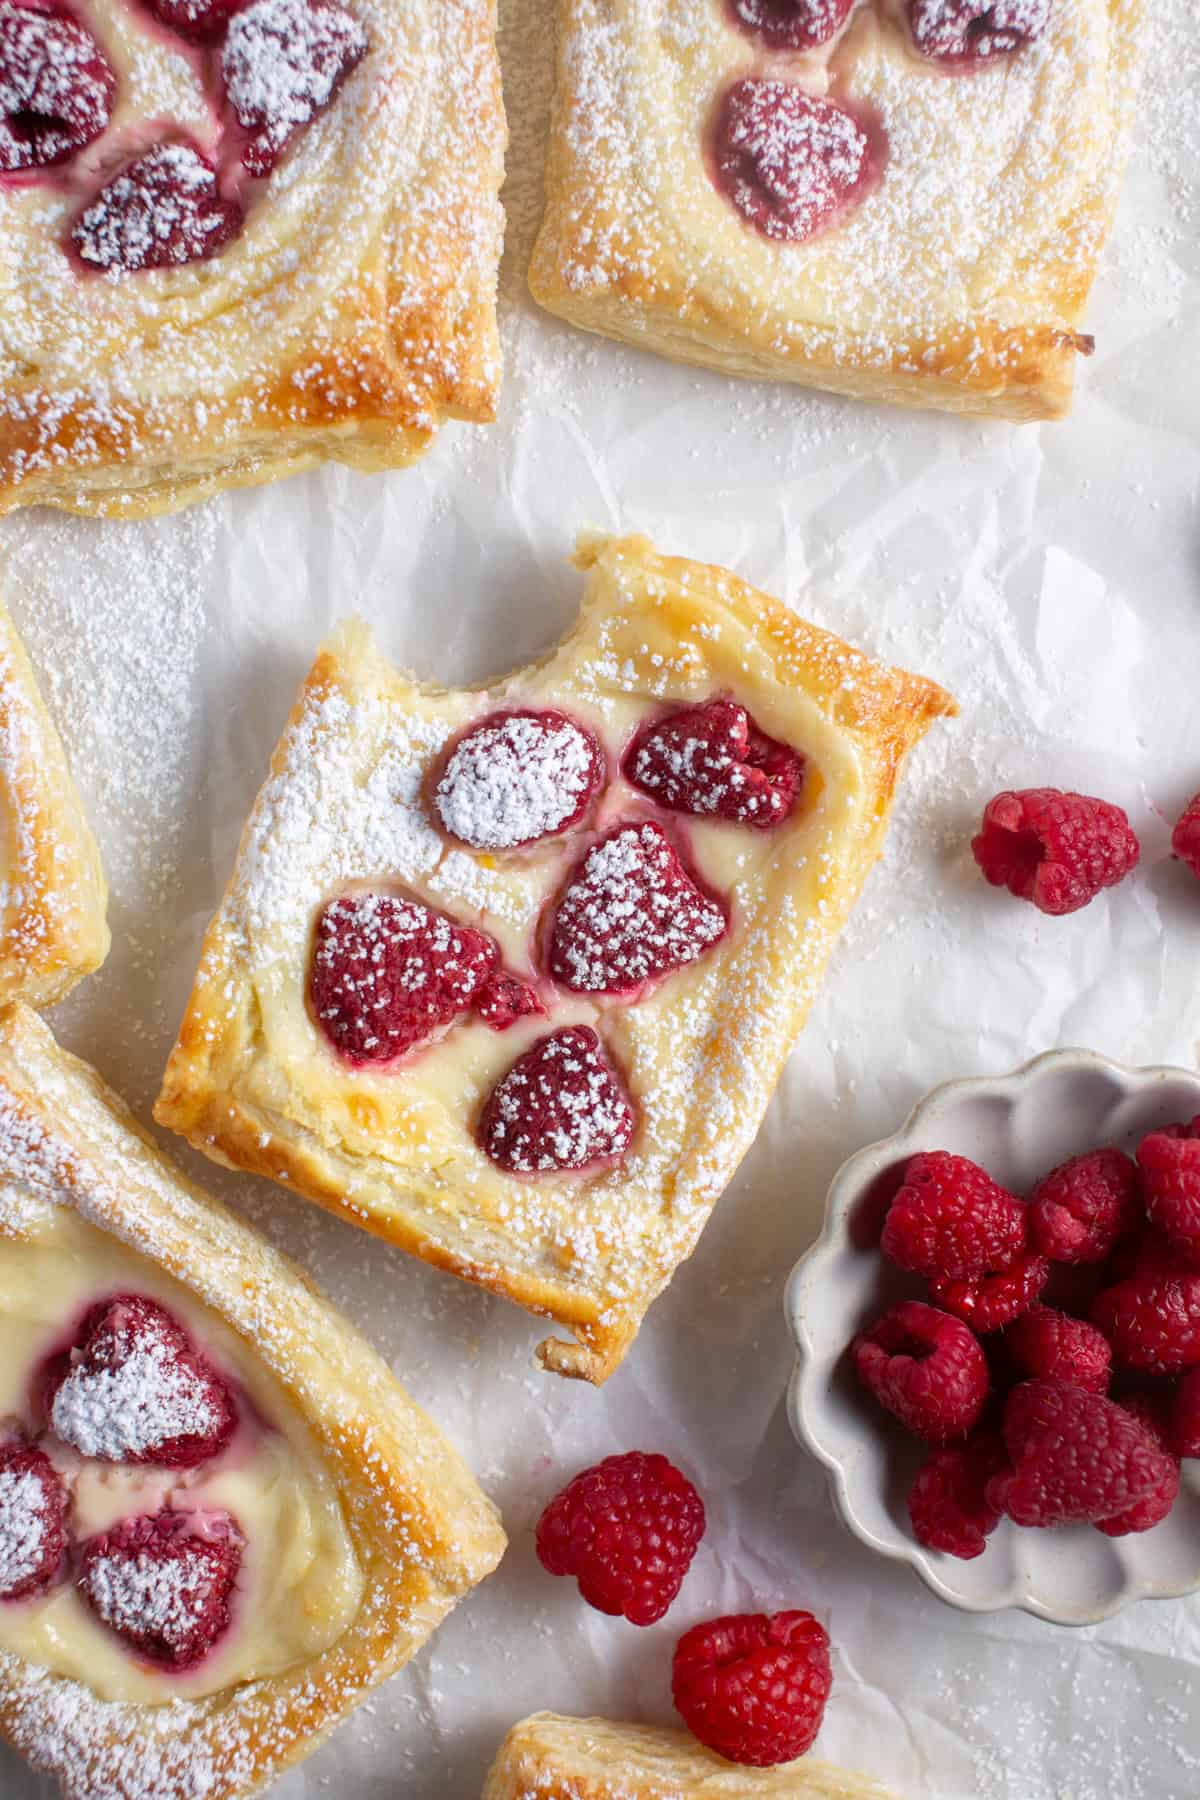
[850,1134,1200,1560]
[0,1293,244,1670]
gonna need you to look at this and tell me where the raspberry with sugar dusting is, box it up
[971,787,1140,916]
[730,0,854,50]
[1091,1270,1200,1375]
[908,1432,1006,1560]
[930,1249,1048,1332]
[712,79,880,245]
[44,1293,237,1469]
[536,1450,705,1625]
[672,1610,832,1767]
[479,1026,634,1175]
[224,0,368,178]
[1002,1305,1111,1392]
[144,0,248,42]
[989,1380,1178,1528]
[852,1300,989,1443]
[1029,1146,1140,1265]
[548,820,726,996]
[79,1509,243,1669]
[433,708,605,851]
[310,890,502,1066]
[1137,1119,1200,1265]
[909,0,1051,65]
[0,0,115,173]
[1171,792,1200,881]
[0,1441,69,1602]
[71,143,244,273]
[623,697,802,829]
[881,1149,1028,1283]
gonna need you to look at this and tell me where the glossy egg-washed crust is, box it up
[530,0,1144,421]
[0,602,108,1005]
[0,0,505,519]
[155,531,954,1384]
[482,1713,898,1799]
[0,1005,506,1800]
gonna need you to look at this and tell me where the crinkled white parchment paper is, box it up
[4,0,1200,1793]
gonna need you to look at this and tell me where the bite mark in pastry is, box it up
[155,529,954,1383]
[530,0,1144,420]
[481,1712,899,1799]
[0,1003,505,1800]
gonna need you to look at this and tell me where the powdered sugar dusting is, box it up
[52,1337,224,1463]
[480,1025,635,1173]
[223,0,368,176]
[72,143,242,274]
[434,709,602,850]
[0,1469,48,1596]
[0,1,115,172]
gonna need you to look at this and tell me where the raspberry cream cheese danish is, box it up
[482,1714,898,1798]
[0,1004,505,1800]
[0,0,505,516]
[156,531,953,1383]
[530,0,1143,420]
[0,600,108,1006]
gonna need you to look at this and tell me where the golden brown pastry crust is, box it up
[482,1713,899,1799]
[156,530,954,1384]
[530,0,1144,421]
[0,1004,506,1800]
[0,0,506,518]
[0,602,108,1004]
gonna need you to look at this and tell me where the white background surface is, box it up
[5,0,1200,1792]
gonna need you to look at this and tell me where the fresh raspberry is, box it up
[433,709,605,852]
[881,1151,1027,1283]
[144,0,248,42]
[909,0,1051,65]
[673,1610,831,1766]
[71,143,244,273]
[1094,1395,1180,1537]
[1091,1271,1200,1375]
[930,1250,1049,1333]
[908,1431,1007,1560]
[478,1026,635,1175]
[852,1301,989,1444]
[0,1441,69,1602]
[535,1451,705,1626]
[547,821,726,996]
[988,1380,1179,1528]
[473,972,543,1032]
[42,1294,236,1470]
[971,788,1139,916]
[224,0,368,178]
[0,0,115,173]
[310,890,503,1066]
[1002,1306,1111,1393]
[711,79,881,245]
[1170,1368,1200,1458]
[1171,792,1200,879]
[730,0,854,49]
[1137,1122,1200,1266]
[78,1509,243,1669]
[623,698,803,830]
[1028,1148,1140,1265]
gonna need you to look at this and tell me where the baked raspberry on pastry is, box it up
[908,0,1051,66]
[70,142,245,274]
[78,1508,244,1670]
[0,0,115,174]
[157,532,954,1384]
[222,0,368,178]
[711,80,882,245]
[0,1440,70,1602]
[729,0,855,51]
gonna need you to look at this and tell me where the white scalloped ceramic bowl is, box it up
[785,1050,1200,1624]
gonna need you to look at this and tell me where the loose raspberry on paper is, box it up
[909,0,1051,65]
[852,1300,989,1444]
[224,0,368,178]
[623,697,802,829]
[434,708,605,851]
[971,788,1140,916]
[71,143,244,273]
[672,1610,832,1767]
[478,1026,635,1175]
[1171,793,1200,880]
[1002,1306,1111,1393]
[43,1293,237,1470]
[908,1432,1007,1560]
[535,1451,705,1626]
[881,1150,1027,1283]
[1137,1122,1200,1266]
[547,820,726,996]
[988,1380,1178,1528]
[0,0,115,173]
[0,1441,69,1602]
[712,79,881,245]
[78,1509,243,1669]
[730,0,854,51]
[930,1249,1048,1333]
[1091,1271,1200,1375]
[1029,1147,1140,1265]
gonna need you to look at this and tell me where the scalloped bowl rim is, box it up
[785,1047,1200,1625]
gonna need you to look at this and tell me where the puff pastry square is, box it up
[530,0,1143,420]
[483,1713,897,1798]
[155,530,954,1383]
[0,600,108,1005]
[0,0,505,517]
[0,1003,505,1800]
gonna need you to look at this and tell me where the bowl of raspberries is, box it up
[786,1049,1200,1623]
